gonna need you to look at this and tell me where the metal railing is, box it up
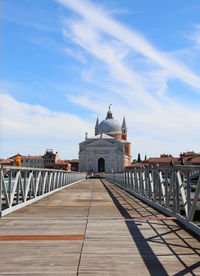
[106,165,200,235]
[0,166,86,217]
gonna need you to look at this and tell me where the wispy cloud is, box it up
[63,47,87,63]
[3,1,59,33]
[57,0,200,92]
[0,93,93,158]
[187,25,200,47]
[5,15,58,33]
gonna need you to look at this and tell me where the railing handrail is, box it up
[124,165,200,171]
[1,165,83,173]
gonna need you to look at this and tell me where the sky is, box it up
[1,0,200,160]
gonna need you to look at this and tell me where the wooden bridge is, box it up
[0,178,199,275]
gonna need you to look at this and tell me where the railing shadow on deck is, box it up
[102,179,200,276]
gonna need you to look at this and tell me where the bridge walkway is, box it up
[0,179,199,275]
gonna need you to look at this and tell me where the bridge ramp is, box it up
[0,179,199,275]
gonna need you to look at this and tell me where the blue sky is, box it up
[1,0,200,159]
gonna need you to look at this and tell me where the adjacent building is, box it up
[8,154,44,168]
[2,150,72,170]
[125,152,200,170]
[0,158,14,166]
[43,149,59,169]
[69,159,79,171]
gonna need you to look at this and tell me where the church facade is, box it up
[79,107,131,173]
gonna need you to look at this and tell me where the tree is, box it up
[137,153,141,163]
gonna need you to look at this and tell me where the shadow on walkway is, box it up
[101,179,169,275]
[107,180,200,276]
[102,179,200,276]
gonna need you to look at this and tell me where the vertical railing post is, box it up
[134,169,138,193]
[189,172,200,221]
[126,172,130,189]
[16,170,20,205]
[186,169,191,220]
[176,169,180,214]
[34,171,37,195]
[141,168,146,196]
[127,172,129,189]
[8,170,12,204]
[130,172,133,190]
[123,172,126,187]
[138,169,141,194]
[64,173,66,186]
[158,169,162,205]
[148,169,151,199]
[0,166,2,215]
[153,167,158,202]
[165,169,168,207]
[172,168,177,214]
[24,170,27,196]
[144,168,148,197]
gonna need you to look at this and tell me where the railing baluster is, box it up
[105,165,200,236]
[189,173,200,221]
[186,170,191,220]
[0,166,86,217]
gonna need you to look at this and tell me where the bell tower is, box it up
[121,117,127,140]
[95,117,99,135]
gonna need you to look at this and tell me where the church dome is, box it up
[97,106,121,134]
[98,118,121,134]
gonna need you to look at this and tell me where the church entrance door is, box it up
[98,158,105,172]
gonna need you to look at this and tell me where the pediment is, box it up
[87,139,115,147]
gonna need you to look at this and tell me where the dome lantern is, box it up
[106,104,113,119]
[96,105,122,135]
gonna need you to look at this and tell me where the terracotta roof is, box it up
[180,151,199,157]
[9,154,21,159]
[0,158,14,164]
[69,159,79,163]
[190,157,200,163]
[55,160,68,165]
[146,157,179,163]
[20,156,43,159]
[9,154,43,159]
[126,163,147,168]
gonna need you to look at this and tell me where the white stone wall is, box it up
[79,138,126,173]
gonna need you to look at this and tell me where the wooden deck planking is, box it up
[0,178,199,275]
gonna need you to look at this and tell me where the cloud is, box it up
[187,25,200,47]
[57,0,200,92]
[0,93,93,159]
[3,1,59,33]
[62,17,200,132]
[63,47,86,63]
